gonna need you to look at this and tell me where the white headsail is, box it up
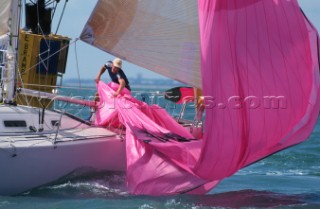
[0,0,12,37]
[0,1,12,51]
[80,0,202,89]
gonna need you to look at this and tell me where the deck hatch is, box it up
[3,120,27,128]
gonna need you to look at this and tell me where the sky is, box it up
[50,0,164,81]
[48,0,320,81]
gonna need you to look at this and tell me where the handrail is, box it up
[177,96,195,123]
[18,88,97,108]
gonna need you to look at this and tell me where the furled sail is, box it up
[80,0,202,89]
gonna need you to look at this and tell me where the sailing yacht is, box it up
[0,0,202,196]
[1,0,319,196]
[0,0,128,196]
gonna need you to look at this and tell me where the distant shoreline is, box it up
[63,78,187,90]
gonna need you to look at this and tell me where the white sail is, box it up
[80,0,202,89]
[0,0,12,36]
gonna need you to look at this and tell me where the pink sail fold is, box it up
[95,82,217,195]
[95,0,320,195]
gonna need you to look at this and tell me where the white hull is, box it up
[0,104,126,195]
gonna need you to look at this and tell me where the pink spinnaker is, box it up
[195,0,320,180]
[95,0,320,195]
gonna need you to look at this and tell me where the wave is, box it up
[23,169,127,198]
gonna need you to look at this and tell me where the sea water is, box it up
[1,87,319,209]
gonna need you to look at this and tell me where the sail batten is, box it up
[81,0,202,88]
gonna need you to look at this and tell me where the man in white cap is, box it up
[95,58,131,97]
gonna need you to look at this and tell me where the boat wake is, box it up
[23,170,128,198]
[17,167,320,207]
[18,189,320,209]
[6,170,319,209]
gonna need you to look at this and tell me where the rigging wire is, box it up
[51,1,57,20]
[21,38,78,78]
[74,38,82,91]
[34,0,59,128]
[55,0,68,35]
[36,1,42,126]
[4,38,79,86]
[45,0,57,7]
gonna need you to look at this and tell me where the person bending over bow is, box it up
[94,58,131,101]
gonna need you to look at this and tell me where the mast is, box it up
[2,0,22,103]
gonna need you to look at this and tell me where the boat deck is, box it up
[0,126,120,148]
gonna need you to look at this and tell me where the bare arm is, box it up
[95,65,106,83]
[113,78,126,96]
